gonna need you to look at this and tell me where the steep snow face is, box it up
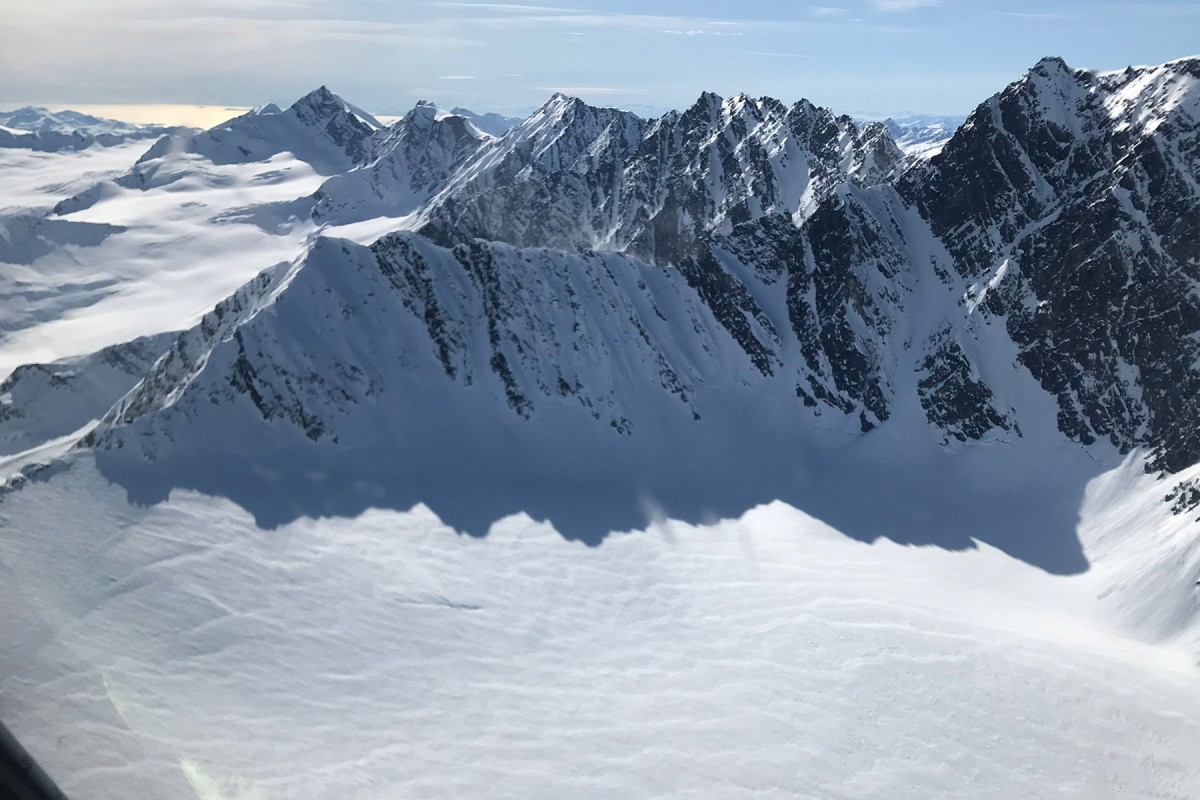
[136,86,381,175]
[315,92,905,260]
[83,226,1093,570]
[901,56,1200,472]
[313,102,492,225]
[0,334,172,480]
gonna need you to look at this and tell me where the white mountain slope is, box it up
[136,86,381,175]
[0,333,172,481]
[313,101,493,231]
[51,221,1103,574]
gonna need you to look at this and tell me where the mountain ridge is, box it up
[5,54,1200,564]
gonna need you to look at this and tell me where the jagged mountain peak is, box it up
[290,84,382,131]
[294,84,338,105]
[679,91,724,125]
[896,53,1200,473]
[1030,55,1076,76]
[314,86,909,258]
[403,100,455,126]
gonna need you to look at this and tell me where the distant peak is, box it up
[789,98,818,116]
[1031,56,1073,74]
[545,92,583,108]
[405,101,445,126]
[535,93,587,118]
[682,91,724,120]
[292,85,342,112]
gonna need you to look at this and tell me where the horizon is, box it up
[4,49,1196,131]
[4,1,1198,120]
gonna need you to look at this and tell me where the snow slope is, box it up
[1,454,1198,800]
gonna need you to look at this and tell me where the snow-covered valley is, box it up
[2,453,1200,800]
[2,55,1200,799]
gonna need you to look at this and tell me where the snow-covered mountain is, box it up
[900,55,1200,473]
[449,106,522,136]
[0,106,186,151]
[11,56,1199,535]
[4,54,1200,800]
[0,107,146,136]
[881,113,965,158]
[136,86,382,175]
[313,100,493,224]
[316,92,906,261]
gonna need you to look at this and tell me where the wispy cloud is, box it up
[872,0,939,11]
[432,2,586,12]
[993,10,1075,18]
[538,86,644,95]
[810,6,851,18]
[439,75,478,80]
[663,29,744,36]
[746,51,817,59]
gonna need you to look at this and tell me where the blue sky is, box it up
[2,0,1198,117]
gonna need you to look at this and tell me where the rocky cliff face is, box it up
[316,92,905,263]
[901,56,1200,471]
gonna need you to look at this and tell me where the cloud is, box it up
[746,51,817,59]
[537,86,643,95]
[872,0,939,10]
[662,29,744,36]
[439,75,478,80]
[431,2,586,12]
[810,6,851,18]
[993,10,1075,19]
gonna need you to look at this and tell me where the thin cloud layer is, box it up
[2,0,1195,117]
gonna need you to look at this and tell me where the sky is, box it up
[2,0,1198,121]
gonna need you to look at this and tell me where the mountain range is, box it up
[5,55,1194,548]
[0,106,190,151]
[3,54,1200,800]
